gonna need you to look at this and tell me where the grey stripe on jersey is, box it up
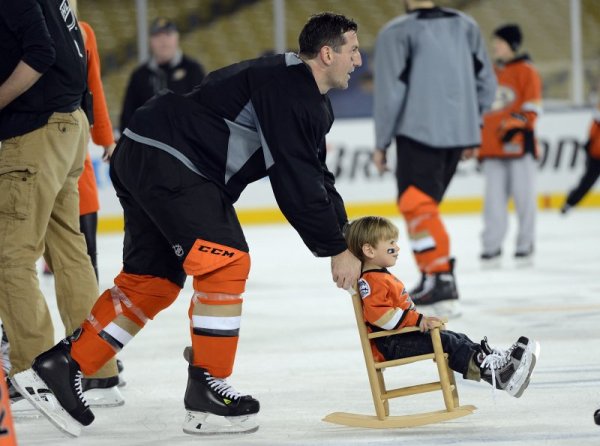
[224,100,275,183]
[224,118,262,183]
[122,128,207,178]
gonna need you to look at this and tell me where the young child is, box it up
[478,24,543,267]
[344,216,540,397]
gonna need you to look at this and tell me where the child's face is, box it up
[366,238,400,268]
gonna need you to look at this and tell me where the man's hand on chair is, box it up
[331,249,361,290]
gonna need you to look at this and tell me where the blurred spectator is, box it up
[478,24,542,267]
[119,17,205,132]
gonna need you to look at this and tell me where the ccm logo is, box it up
[198,245,235,257]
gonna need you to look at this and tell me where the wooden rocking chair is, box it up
[323,291,476,429]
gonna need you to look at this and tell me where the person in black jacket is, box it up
[0,0,117,402]
[119,17,205,132]
[11,12,363,437]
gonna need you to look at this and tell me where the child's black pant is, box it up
[375,329,479,378]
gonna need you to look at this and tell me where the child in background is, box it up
[344,216,539,397]
[478,24,543,267]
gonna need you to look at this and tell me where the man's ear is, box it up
[361,243,375,259]
[319,45,333,66]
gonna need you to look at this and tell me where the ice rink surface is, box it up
[13,210,600,445]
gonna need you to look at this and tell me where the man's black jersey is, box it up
[122,53,347,257]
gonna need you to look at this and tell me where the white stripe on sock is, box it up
[104,322,134,346]
[192,315,241,330]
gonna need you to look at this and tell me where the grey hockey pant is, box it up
[481,154,537,255]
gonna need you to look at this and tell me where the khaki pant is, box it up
[0,109,117,378]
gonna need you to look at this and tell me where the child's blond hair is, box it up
[345,216,399,262]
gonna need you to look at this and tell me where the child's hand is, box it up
[419,316,444,332]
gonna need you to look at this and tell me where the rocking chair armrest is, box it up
[367,318,449,340]
[367,326,421,339]
[427,318,448,329]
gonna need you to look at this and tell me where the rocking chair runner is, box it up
[323,290,476,429]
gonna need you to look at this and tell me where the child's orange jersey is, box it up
[479,55,542,159]
[78,21,114,216]
[358,269,423,361]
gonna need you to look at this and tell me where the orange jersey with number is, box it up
[479,55,542,159]
[359,269,423,361]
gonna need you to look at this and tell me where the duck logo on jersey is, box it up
[358,279,371,299]
[491,85,516,111]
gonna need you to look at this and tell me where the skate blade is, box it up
[480,258,501,270]
[84,386,125,407]
[429,300,461,319]
[182,410,259,435]
[12,369,82,437]
[514,256,534,268]
[508,340,540,398]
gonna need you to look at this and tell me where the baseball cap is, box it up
[150,17,178,36]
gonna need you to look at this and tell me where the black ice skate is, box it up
[116,358,126,387]
[478,336,540,398]
[480,249,502,269]
[11,337,94,437]
[514,246,535,267]
[408,272,426,296]
[183,364,260,435]
[411,259,460,318]
[1,324,10,375]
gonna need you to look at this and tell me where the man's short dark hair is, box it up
[298,12,358,59]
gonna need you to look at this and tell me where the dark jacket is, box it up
[119,51,205,131]
[122,53,347,257]
[0,0,87,140]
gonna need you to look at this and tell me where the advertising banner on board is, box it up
[91,109,594,217]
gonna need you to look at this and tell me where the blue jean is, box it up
[375,329,479,379]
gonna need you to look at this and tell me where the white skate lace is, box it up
[74,370,89,408]
[480,348,510,402]
[205,373,241,400]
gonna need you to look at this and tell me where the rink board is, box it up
[91,109,599,231]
